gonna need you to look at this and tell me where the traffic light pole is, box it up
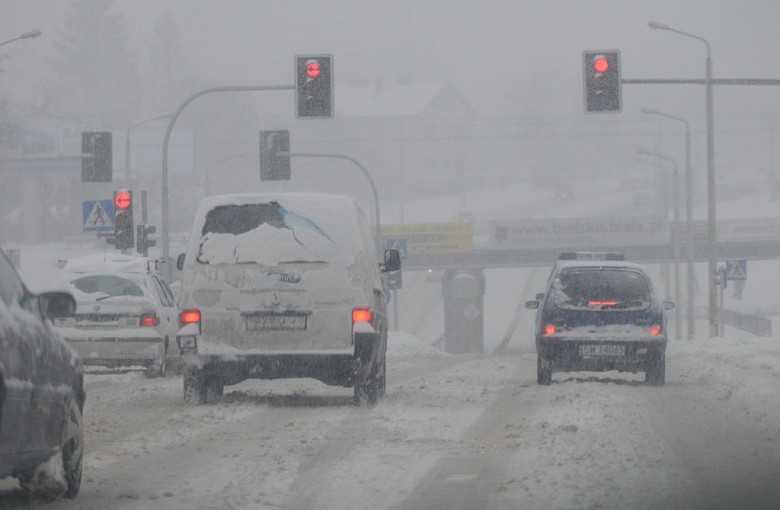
[281,152,382,256]
[624,76,780,337]
[161,85,293,283]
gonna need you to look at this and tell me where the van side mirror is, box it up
[39,291,77,318]
[382,249,401,273]
[176,253,185,271]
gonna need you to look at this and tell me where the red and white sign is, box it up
[489,216,668,250]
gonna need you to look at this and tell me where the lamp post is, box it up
[0,29,41,47]
[637,149,682,340]
[648,21,717,337]
[641,108,695,340]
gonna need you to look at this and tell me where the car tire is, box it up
[62,394,84,499]
[377,358,387,398]
[537,354,552,385]
[183,369,208,405]
[19,393,83,499]
[146,338,168,378]
[646,353,666,386]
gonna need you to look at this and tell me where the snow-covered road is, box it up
[2,331,778,510]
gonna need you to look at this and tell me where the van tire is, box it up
[537,354,552,385]
[183,369,208,405]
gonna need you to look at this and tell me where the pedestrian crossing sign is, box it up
[725,259,747,281]
[386,238,409,259]
[82,199,114,232]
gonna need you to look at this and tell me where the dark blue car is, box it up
[525,260,673,386]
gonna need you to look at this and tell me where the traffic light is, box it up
[136,224,156,256]
[259,130,291,180]
[295,54,333,118]
[113,189,134,250]
[583,50,621,113]
[82,131,112,182]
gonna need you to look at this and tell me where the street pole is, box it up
[637,150,682,340]
[161,85,293,283]
[648,21,717,337]
[640,108,695,340]
[283,152,382,256]
[0,29,41,47]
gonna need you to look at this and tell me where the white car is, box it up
[51,253,179,376]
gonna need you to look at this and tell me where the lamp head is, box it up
[647,21,670,30]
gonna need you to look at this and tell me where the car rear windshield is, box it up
[70,275,144,299]
[552,267,653,311]
[196,201,361,267]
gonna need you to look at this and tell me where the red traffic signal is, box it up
[583,50,621,113]
[295,54,333,119]
[593,57,609,74]
[306,60,321,79]
[114,191,132,210]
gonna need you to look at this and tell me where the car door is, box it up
[0,254,52,459]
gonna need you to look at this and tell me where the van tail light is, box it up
[649,324,663,336]
[543,324,556,336]
[140,313,160,327]
[352,308,373,323]
[179,309,201,327]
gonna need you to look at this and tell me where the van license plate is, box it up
[246,314,307,331]
[580,344,625,357]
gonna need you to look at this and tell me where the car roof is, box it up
[554,260,647,271]
[61,253,157,275]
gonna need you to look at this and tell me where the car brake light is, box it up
[649,324,663,336]
[140,313,160,327]
[352,308,373,323]
[589,300,617,307]
[543,324,556,336]
[180,309,201,326]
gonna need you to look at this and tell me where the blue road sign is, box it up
[82,199,114,232]
[386,238,409,259]
[725,259,747,281]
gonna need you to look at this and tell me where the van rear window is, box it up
[196,201,358,267]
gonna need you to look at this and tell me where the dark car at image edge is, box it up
[0,248,84,499]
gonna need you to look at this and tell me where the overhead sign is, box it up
[489,216,667,250]
[379,223,473,256]
[725,260,747,281]
[82,199,114,232]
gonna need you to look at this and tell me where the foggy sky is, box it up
[2,0,780,120]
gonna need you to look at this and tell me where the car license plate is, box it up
[245,313,307,331]
[579,344,625,357]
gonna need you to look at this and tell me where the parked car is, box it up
[525,259,673,386]
[176,193,401,405]
[51,253,179,376]
[0,247,84,499]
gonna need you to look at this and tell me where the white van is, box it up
[175,193,400,405]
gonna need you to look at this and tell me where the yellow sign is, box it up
[378,222,473,255]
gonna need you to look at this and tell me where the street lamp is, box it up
[637,149,682,341]
[641,108,695,340]
[648,20,717,337]
[0,29,42,47]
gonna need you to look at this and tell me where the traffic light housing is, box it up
[136,224,156,256]
[113,189,134,250]
[82,131,112,182]
[583,50,621,113]
[259,130,291,180]
[295,54,333,118]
